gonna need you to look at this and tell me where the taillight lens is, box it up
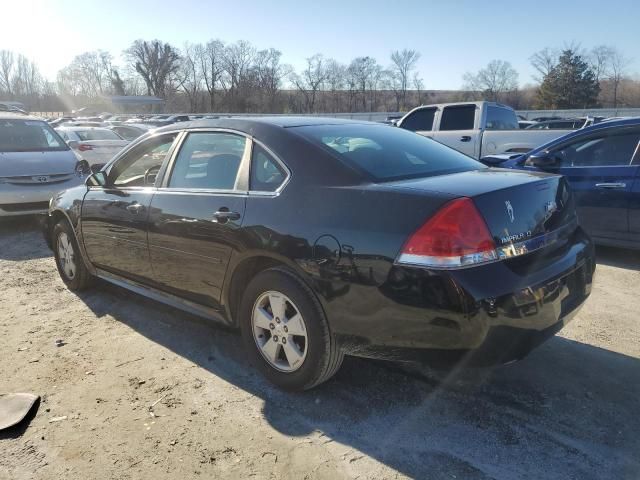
[78,143,94,151]
[397,197,498,269]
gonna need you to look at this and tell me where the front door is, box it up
[432,104,478,157]
[81,133,180,281]
[148,131,249,310]
[545,127,640,241]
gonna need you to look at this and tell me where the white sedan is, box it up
[55,127,129,166]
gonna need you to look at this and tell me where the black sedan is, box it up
[44,117,595,390]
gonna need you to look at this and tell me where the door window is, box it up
[400,108,436,132]
[168,132,247,190]
[250,144,287,192]
[440,105,476,131]
[110,133,178,187]
[551,130,640,167]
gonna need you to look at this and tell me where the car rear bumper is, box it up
[330,228,595,365]
[0,178,84,216]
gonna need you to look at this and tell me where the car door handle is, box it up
[213,210,241,221]
[460,136,472,142]
[126,203,144,214]
[595,183,626,189]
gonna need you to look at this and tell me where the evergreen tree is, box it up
[536,49,600,108]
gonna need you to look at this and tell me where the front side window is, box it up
[250,144,286,192]
[168,132,247,190]
[551,130,640,167]
[111,134,177,187]
[439,105,476,131]
[485,106,518,130]
[0,119,68,152]
[296,124,482,181]
[400,108,436,132]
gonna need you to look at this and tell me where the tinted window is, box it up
[295,124,482,181]
[439,105,476,131]
[485,106,518,130]
[399,108,435,132]
[111,134,177,187]
[169,132,247,190]
[552,130,640,167]
[250,144,286,192]
[0,119,68,152]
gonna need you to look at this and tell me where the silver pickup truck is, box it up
[395,101,572,159]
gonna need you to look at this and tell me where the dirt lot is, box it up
[1,216,639,480]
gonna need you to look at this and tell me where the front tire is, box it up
[239,267,343,391]
[53,220,94,291]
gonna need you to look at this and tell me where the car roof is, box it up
[150,116,375,135]
[0,113,45,122]
[56,126,112,131]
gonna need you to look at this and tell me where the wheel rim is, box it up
[57,232,76,280]
[252,291,308,372]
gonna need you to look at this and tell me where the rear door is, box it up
[147,130,249,310]
[81,132,180,281]
[545,126,640,241]
[432,104,478,157]
[627,147,640,244]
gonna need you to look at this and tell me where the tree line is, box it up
[0,39,637,114]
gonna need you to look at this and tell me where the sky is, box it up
[1,0,638,89]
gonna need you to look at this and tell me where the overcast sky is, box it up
[2,0,638,89]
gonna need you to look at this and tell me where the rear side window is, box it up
[485,106,518,130]
[250,144,286,192]
[169,132,247,190]
[295,124,482,181]
[399,108,435,132]
[75,129,122,141]
[439,105,476,131]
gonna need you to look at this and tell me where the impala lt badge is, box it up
[505,200,515,223]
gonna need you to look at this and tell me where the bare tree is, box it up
[290,54,330,113]
[0,50,15,95]
[176,43,202,111]
[413,72,425,106]
[390,49,421,109]
[590,45,615,82]
[126,40,181,98]
[221,40,256,111]
[253,48,289,112]
[608,48,631,109]
[463,60,519,102]
[530,47,558,82]
[198,40,225,111]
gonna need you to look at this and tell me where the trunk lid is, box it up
[382,168,576,251]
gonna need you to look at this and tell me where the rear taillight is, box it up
[397,197,498,269]
[77,143,94,152]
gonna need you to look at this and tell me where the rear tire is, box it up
[53,220,94,291]
[239,267,343,391]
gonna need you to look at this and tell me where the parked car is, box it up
[395,101,574,158]
[481,117,640,249]
[44,117,595,390]
[0,113,86,216]
[144,114,191,127]
[526,116,606,130]
[49,117,75,127]
[55,127,129,167]
[518,120,538,129]
[108,124,152,141]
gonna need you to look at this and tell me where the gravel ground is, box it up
[1,216,639,480]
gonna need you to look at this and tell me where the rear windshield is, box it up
[75,129,122,141]
[294,124,483,181]
[0,119,69,152]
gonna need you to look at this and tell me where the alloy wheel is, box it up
[57,232,76,280]
[252,290,308,372]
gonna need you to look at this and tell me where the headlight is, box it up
[75,160,90,176]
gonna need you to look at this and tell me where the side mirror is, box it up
[526,151,560,169]
[86,171,107,187]
[67,140,79,149]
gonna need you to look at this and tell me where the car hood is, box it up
[0,150,78,176]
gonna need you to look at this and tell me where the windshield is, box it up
[0,119,69,152]
[295,124,483,181]
[74,129,122,141]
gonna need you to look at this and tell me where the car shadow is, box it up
[0,215,51,261]
[74,283,640,480]
[596,245,640,271]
